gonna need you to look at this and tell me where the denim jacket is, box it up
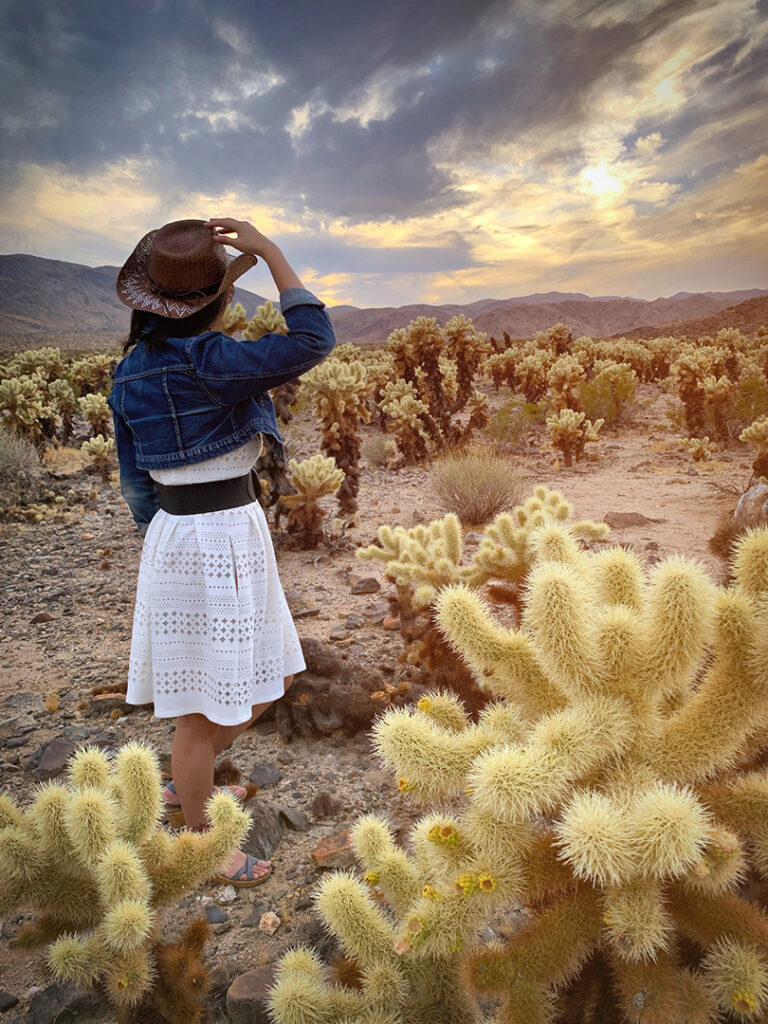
[108,287,336,534]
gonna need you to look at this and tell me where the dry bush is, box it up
[0,428,44,505]
[361,432,392,467]
[430,448,523,524]
[486,398,546,444]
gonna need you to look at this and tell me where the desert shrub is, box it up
[579,360,637,425]
[486,398,545,444]
[430,449,523,525]
[361,432,393,468]
[0,429,44,505]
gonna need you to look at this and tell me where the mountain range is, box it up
[0,253,766,353]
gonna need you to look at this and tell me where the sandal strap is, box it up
[227,854,271,882]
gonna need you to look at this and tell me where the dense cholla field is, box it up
[2,307,768,1024]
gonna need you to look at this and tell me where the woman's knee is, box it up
[283,674,295,691]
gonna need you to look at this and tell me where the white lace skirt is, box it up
[126,499,305,725]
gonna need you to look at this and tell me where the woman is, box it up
[109,217,336,885]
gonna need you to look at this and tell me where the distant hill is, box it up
[0,254,269,351]
[0,252,766,352]
[328,293,767,346]
[612,295,768,341]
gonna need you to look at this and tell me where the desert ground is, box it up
[0,364,755,1022]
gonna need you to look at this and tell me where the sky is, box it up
[0,0,766,308]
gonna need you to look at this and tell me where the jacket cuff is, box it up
[279,287,325,312]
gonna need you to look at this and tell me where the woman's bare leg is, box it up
[212,675,295,755]
[171,713,217,830]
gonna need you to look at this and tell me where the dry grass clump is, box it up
[430,448,523,524]
[0,428,44,505]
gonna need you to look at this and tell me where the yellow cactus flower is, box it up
[398,777,416,793]
[364,870,380,887]
[422,885,442,900]
[477,873,497,894]
[454,873,478,898]
[417,696,433,712]
[733,989,758,1014]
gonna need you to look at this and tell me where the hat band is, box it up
[147,272,223,301]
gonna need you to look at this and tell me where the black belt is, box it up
[154,472,258,515]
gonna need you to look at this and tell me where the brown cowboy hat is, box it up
[116,218,257,318]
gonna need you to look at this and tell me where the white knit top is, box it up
[149,434,264,485]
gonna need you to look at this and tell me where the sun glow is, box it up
[580,163,625,198]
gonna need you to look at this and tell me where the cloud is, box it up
[0,0,765,305]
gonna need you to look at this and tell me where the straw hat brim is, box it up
[116,227,258,318]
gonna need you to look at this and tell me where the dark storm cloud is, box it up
[0,0,766,224]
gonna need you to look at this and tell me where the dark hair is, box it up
[123,292,230,354]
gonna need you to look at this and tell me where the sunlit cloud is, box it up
[0,0,764,307]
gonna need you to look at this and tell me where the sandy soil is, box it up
[0,378,752,1020]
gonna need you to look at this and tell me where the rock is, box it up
[249,762,283,787]
[277,805,311,832]
[4,736,28,749]
[27,981,108,1024]
[345,613,366,630]
[206,904,228,924]
[329,626,350,642]
[311,828,355,869]
[363,601,390,624]
[292,601,320,619]
[350,577,380,595]
[0,992,19,1012]
[4,693,36,710]
[382,615,400,631]
[603,511,666,529]
[91,692,126,712]
[645,541,659,551]
[242,799,284,860]
[241,903,267,927]
[735,483,768,525]
[30,612,53,624]
[214,885,237,905]
[226,964,279,1024]
[258,910,281,935]
[33,738,76,781]
[311,791,344,819]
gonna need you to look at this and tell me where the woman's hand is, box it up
[205,218,278,259]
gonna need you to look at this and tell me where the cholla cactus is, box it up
[358,490,608,697]
[547,354,585,412]
[679,436,715,462]
[0,375,46,441]
[740,417,768,480]
[79,392,111,438]
[517,350,551,403]
[273,524,768,1023]
[220,300,248,335]
[702,374,736,441]
[382,316,489,461]
[672,349,712,437]
[81,434,115,482]
[4,347,65,382]
[69,354,114,394]
[546,408,603,466]
[48,379,77,442]
[443,315,492,408]
[0,742,248,1014]
[305,358,372,514]
[278,453,344,549]
[243,299,287,341]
